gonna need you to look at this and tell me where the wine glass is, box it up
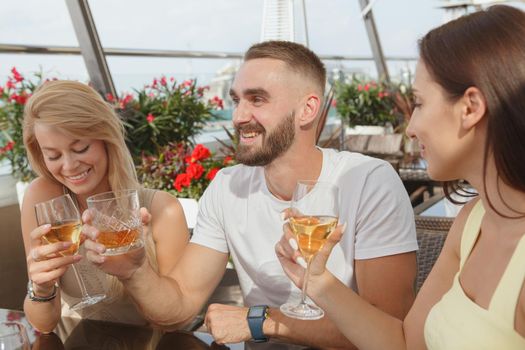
[86,189,144,256]
[35,194,106,310]
[280,180,339,320]
[0,322,30,349]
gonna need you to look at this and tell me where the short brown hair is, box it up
[245,41,326,96]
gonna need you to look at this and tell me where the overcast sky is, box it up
[1,0,524,92]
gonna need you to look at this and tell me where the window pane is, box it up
[307,0,372,56]
[89,0,262,52]
[0,54,88,83]
[0,0,78,46]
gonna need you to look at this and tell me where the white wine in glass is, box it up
[280,180,339,320]
[35,194,106,310]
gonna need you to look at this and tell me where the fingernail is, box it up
[97,245,106,254]
[288,238,298,251]
[297,257,307,268]
[62,242,72,248]
[43,224,51,229]
[73,255,82,261]
[280,212,286,221]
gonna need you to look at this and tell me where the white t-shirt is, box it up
[191,148,418,307]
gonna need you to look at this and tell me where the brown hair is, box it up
[245,40,326,96]
[419,5,525,216]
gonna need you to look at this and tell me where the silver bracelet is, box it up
[27,280,58,302]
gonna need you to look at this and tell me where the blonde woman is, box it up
[21,80,189,333]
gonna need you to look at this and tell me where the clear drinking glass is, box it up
[0,322,30,350]
[35,194,106,310]
[86,189,144,256]
[280,180,339,320]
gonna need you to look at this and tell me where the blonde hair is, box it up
[23,80,158,298]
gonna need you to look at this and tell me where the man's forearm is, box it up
[263,308,357,349]
[120,261,198,330]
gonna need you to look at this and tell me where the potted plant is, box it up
[334,77,398,134]
[0,68,41,183]
[0,68,45,205]
[111,77,224,160]
[137,142,234,200]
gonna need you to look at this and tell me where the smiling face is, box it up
[406,61,474,181]
[34,123,110,196]
[230,58,301,166]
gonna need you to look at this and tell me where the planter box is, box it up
[0,169,18,208]
[346,125,386,135]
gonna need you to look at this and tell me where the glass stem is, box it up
[300,257,312,305]
[70,263,89,298]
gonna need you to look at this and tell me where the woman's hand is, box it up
[27,224,82,296]
[82,208,151,280]
[275,210,345,289]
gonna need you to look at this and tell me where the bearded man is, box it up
[84,41,418,349]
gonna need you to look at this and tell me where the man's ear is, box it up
[298,94,321,126]
[461,86,486,130]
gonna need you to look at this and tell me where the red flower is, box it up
[210,96,224,110]
[10,67,24,83]
[364,84,370,92]
[186,162,204,180]
[5,141,15,151]
[357,84,363,92]
[160,77,167,86]
[174,173,191,191]
[7,311,22,321]
[119,93,133,109]
[106,93,115,102]
[9,92,28,105]
[206,167,219,180]
[0,86,3,95]
[146,113,155,123]
[191,144,211,162]
[223,156,233,165]
[6,80,15,90]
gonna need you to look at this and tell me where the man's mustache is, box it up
[235,122,265,135]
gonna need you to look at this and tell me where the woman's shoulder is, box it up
[23,177,64,206]
[149,190,184,216]
[444,196,481,256]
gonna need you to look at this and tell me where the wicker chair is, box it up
[415,226,449,293]
[413,194,454,292]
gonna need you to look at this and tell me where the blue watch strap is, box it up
[247,305,269,342]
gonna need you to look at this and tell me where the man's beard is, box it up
[235,111,295,167]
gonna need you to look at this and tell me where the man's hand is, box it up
[204,304,252,344]
[82,207,150,280]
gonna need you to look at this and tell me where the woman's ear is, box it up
[461,86,486,130]
[298,94,321,126]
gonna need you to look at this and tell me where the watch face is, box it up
[248,306,266,318]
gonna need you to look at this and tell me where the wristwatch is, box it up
[27,280,58,302]
[247,305,269,343]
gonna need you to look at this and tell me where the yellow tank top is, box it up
[424,200,525,349]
